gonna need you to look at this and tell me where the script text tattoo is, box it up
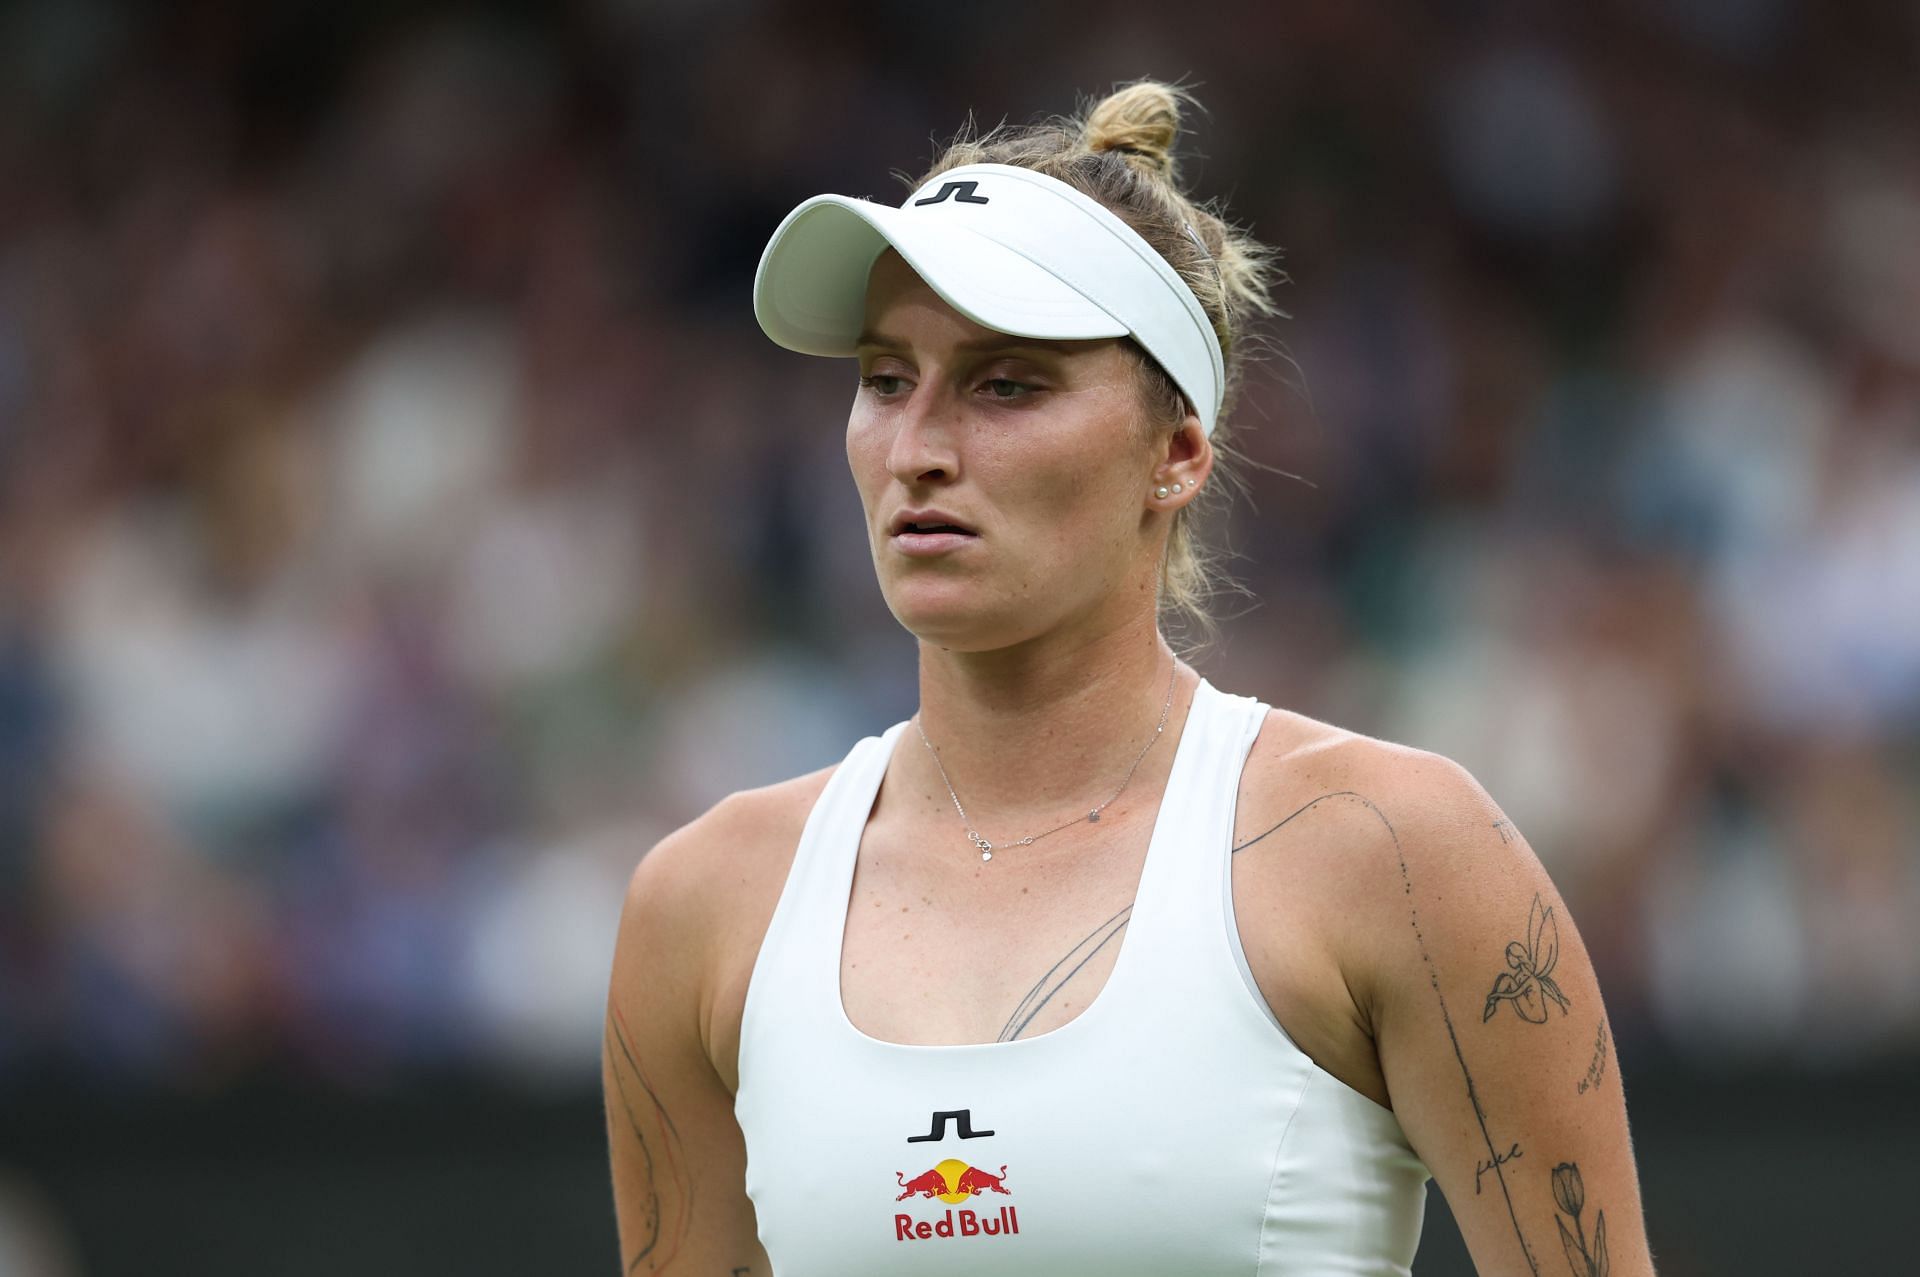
[1476,1142,1523,1195]
[1577,1020,1607,1095]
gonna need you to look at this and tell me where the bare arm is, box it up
[1354,759,1653,1276]
[603,818,771,1275]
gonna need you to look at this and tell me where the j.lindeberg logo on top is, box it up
[907,1109,994,1142]
[914,180,990,206]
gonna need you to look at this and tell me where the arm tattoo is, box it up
[1551,1161,1610,1276]
[1237,791,1559,1270]
[1231,794,1341,856]
[1322,790,1541,1275]
[605,1007,693,1274]
[1483,893,1571,1024]
[1577,1019,1608,1095]
[1475,1142,1523,1194]
[997,903,1132,1042]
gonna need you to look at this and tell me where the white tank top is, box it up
[735,679,1429,1274]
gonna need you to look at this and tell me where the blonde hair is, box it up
[915,80,1280,646]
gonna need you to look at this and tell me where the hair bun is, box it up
[1084,80,1188,177]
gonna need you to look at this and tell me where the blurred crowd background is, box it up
[0,0,1915,1272]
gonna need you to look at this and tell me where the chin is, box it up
[881,580,1037,652]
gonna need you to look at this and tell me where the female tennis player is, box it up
[603,81,1652,1275]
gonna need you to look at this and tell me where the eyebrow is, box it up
[854,330,1078,358]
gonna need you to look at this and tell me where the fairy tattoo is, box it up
[1483,893,1571,1024]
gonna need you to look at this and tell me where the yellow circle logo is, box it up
[933,1158,970,1204]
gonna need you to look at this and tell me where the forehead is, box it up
[859,250,1121,362]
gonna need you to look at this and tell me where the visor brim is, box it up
[753,195,1130,355]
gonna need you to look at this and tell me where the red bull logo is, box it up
[891,1158,1019,1242]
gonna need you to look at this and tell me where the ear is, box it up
[1147,413,1212,511]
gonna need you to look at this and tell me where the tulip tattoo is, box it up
[1484,893,1571,1023]
[1552,1162,1608,1276]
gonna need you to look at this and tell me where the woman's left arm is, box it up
[1357,754,1654,1277]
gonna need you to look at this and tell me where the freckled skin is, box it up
[846,251,1201,655]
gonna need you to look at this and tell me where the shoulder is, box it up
[611,765,838,1067]
[627,766,839,897]
[1235,704,1535,1001]
[1240,704,1506,857]
[602,769,841,1263]
[620,764,838,954]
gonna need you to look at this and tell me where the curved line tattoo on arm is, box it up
[605,1007,694,1274]
[1231,793,1343,857]
[1314,789,1541,1275]
[1235,791,1542,1272]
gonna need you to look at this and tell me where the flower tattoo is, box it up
[1552,1161,1609,1276]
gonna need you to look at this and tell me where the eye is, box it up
[982,378,1029,400]
[859,373,906,396]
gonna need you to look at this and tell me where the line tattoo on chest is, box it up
[995,796,1336,1042]
[1577,1019,1608,1095]
[998,903,1132,1041]
[1484,893,1571,1024]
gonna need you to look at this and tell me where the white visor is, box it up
[753,162,1226,436]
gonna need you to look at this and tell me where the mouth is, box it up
[888,509,979,555]
[888,510,978,538]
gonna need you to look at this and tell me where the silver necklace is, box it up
[913,661,1179,862]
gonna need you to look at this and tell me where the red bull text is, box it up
[893,1206,1020,1241]
[891,1161,1019,1242]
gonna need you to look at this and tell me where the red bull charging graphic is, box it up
[892,1158,1020,1241]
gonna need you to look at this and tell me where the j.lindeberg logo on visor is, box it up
[913,180,990,206]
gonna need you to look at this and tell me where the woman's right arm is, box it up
[603,814,772,1275]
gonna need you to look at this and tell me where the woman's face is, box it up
[847,251,1202,652]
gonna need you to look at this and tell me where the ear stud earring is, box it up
[1155,485,1170,499]
[1171,482,1183,494]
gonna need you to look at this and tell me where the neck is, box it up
[910,613,1188,829]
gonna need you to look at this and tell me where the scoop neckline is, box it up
[828,678,1216,1054]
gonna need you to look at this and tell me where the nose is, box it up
[885,386,960,487]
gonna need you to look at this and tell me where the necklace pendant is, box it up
[981,850,993,862]
[1087,809,1100,823]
